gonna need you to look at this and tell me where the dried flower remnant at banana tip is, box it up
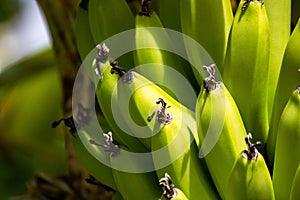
[89,131,121,157]
[242,133,262,160]
[147,97,173,125]
[93,43,110,79]
[242,0,264,12]
[109,60,134,84]
[203,64,220,92]
[159,173,177,199]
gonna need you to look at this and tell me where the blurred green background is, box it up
[0,0,67,199]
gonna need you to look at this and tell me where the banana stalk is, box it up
[267,18,300,165]
[290,163,300,200]
[196,64,247,198]
[222,0,270,145]
[225,133,275,200]
[272,86,300,199]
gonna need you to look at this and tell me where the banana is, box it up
[90,131,162,200]
[158,0,181,32]
[225,133,275,200]
[94,44,148,153]
[267,18,300,165]
[222,0,270,146]
[159,173,188,200]
[88,0,135,69]
[272,86,300,199]
[263,0,291,120]
[75,0,95,61]
[180,0,233,74]
[52,117,118,191]
[115,69,219,199]
[112,191,123,200]
[196,64,247,198]
[133,1,198,103]
[290,163,300,200]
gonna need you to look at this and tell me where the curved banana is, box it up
[115,70,219,199]
[222,0,270,145]
[272,86,300,199]
[196,64,247,198]
[225,133,275,200]
[159,173,188,200]
[88,0,135,69]
[267,18,300,165]
[94,45,148,153]
[290,163,300,200]
[133,1,197,101]
[180,0,233,73]
[75,0,95,61]
[263,0,291,120]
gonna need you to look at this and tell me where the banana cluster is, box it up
[68,0,300,199]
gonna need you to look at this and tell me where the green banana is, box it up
[196,64,247,198]
[263,0,291,121]
[222,0,270,145]
[267,18,300,165]
[94,45,148,153]
[133,1,198,104]
[159,173,188,200]
[180,0,233,73]
[112,191,123,200]
[115,70,219,199]
[158,0,181,32]
[290,163,300,200]
[90,131,162,200]
[272,86,300,199]
[88,0,135,69]
[225,133,275,200]
[53,117,118,191]
[75,0,95,61]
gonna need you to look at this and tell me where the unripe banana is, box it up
[267,18,300,165]
[88,0,135,69]
[159,173,188,200]
[196,64,247,198]
[133,1,198,101]
[158,0,181,32]
[115,70,219,199]
[94,45,148,153]
[290,163,300,200]
[112,191,123,200]
[75,0,95,61]
[180,0,233,73]
[263,0,291,120]
[225,133,275,200]
[52,117,118,190]
[90,131,162,200]
[272,86,300,199]
[222,0,270,145]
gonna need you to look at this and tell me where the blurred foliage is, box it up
[0,0,22,22]
[0,49,66,199]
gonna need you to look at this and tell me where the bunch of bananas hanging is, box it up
[68,0,300,199]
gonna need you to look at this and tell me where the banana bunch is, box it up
[70,0,300,198]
